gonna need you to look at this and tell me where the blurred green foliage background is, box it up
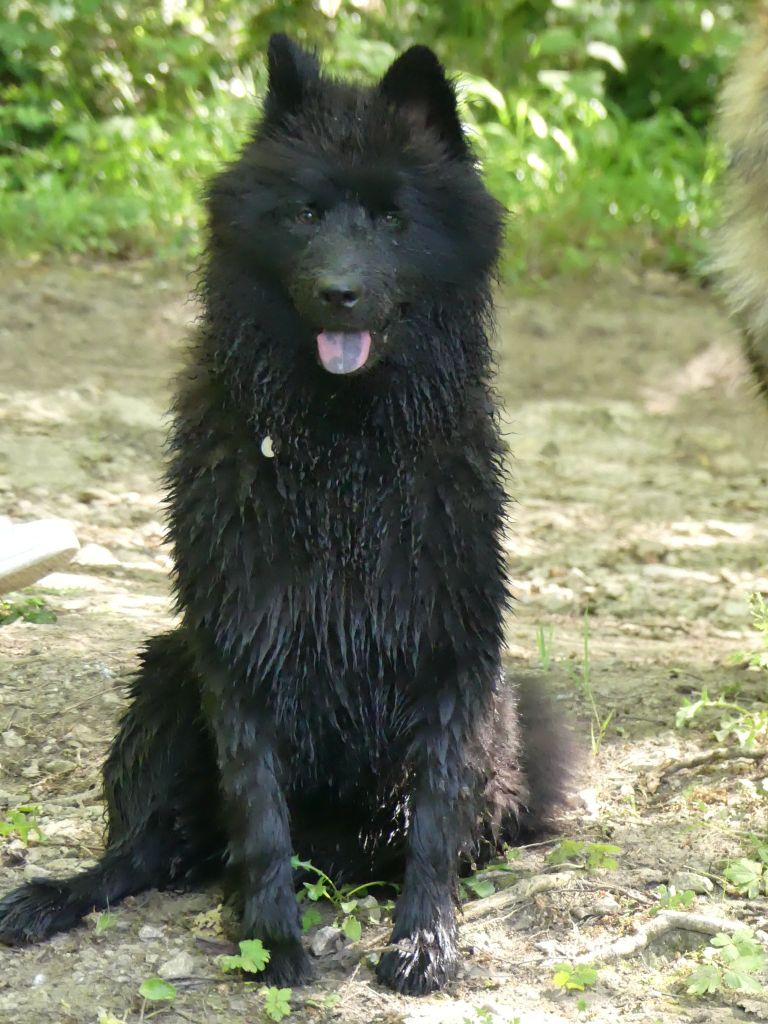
[0,0,751,277]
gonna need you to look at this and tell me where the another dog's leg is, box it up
[204,682,313,987]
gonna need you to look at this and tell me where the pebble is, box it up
[309,926,343,957]
[668,871,714,895]
[23,863,50,880]
[139,924,166,941]
[571,894,620,919]
[75,543,120,567]
[355,895,382,923]
[2,730,25,749]
[158,951,196,979]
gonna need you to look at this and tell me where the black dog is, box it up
[0,36,568,995]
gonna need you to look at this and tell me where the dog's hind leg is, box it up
[0,631,224,945]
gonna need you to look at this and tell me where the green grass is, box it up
[0,1,736,277]
[0,90,720,280]
[0,96,253,261]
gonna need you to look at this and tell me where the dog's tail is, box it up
[0,630,223,946]
[713,4,768,401]
[515,675,578,834]
[478,674,578,860]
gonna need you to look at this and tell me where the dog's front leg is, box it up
[202,666,313,986]
[376,698,474,995]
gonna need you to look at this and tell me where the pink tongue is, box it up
[316,331,372,374]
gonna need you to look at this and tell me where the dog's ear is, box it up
[264,33,320,119]
[379,46,467,158]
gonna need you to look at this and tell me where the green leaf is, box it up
[341,915,362,942]
[24,606,57,624]
[532,27,580,58]
[565,965,597,990]
[546,839,585,866]
[728,954,766,974]
[724,859,764,899]
[551,962,598,991]
[95,912,118,933]
[339,899,358,914]
[263,986,292,1021]
[723,969,764,993]
[301,907,323,932]
[552,965,573,988]
[463,877,496,899]
[303,879,329,902]
[239,939,271,971]
[138,978,177,1001]
[219,938,271,974]
[686,964,721,995]
[585,843,622,871]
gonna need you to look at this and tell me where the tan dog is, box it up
[715,3,768,401]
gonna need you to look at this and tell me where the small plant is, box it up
[0,597,57,625]
[292,856,393,941]
[546,839,621,871]
[0,805,44,845]
[461,875,497,900]
[95,911,118,934]
[724,857,768,899]
[306,994,341,1012]
[462,1009,502,1024]
[551,962,598,992]
[137,978,176,1022]
[189,905,225,935]
[219,938,271,974]
[680,596,768,748]
[651,884,695,914]
[568,613,613,754]
[460,847,522,902]
[263,986,292,1021]
[676,686,768,750]
[732,593,768,670]
[686,929,767,996]
[535,623,554,671]
[217,940,294,1020]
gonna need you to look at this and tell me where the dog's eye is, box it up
[382,211,403,229]
[296,207,319,225]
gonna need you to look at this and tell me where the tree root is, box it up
[648,746,765,792]
[574,910,760,963]
[461,871,576,923]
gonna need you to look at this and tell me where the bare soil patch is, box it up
[0,261,766,1024]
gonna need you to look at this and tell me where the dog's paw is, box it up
[376,930,458,996]
[262,940,315,987]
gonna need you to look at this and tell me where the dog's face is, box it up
[207,35,503,376]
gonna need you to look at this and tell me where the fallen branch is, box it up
[352,872,577,956]
[574,910,759,964]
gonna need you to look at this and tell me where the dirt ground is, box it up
[0,260,767,1024]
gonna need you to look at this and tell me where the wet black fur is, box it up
[0,36,570,995]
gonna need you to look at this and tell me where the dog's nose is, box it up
[318,278,361,310]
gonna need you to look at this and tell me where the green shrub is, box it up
[0,1,748,273]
